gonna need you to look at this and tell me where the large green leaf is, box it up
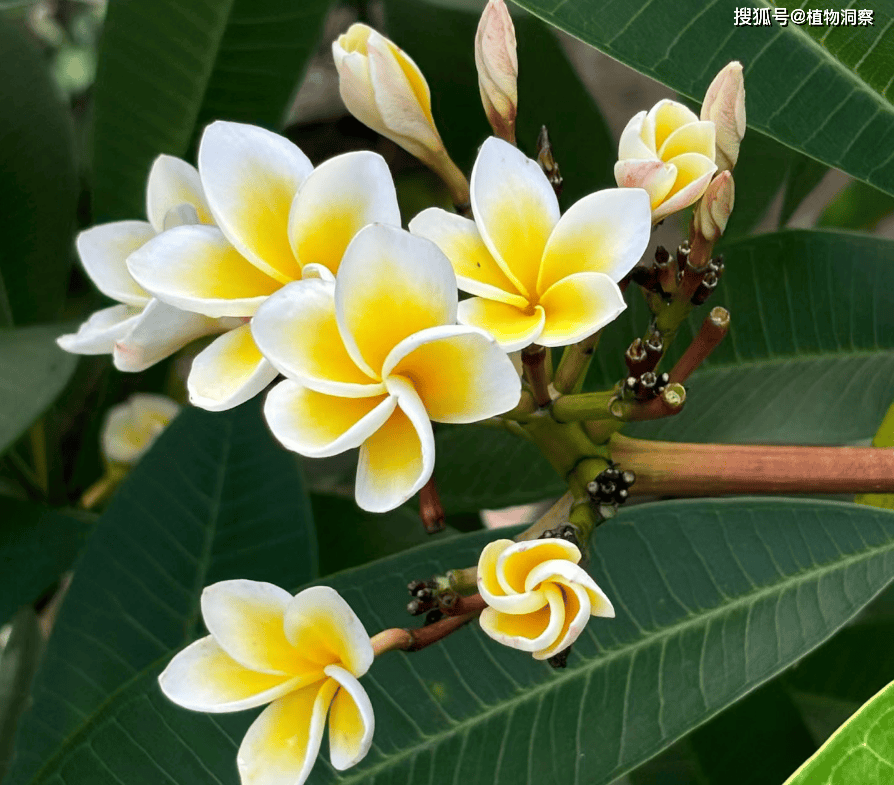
[0,18,77,325]
[512,0,894,199]
[586,230,894,444]
[784,680,894,784]
[91,0,332,222]
[0,325,78,455]
[6,402,317,785]
[0,499,90,628]
[384,0,615,207]
[13,497,894,785]
[819,180,894,231]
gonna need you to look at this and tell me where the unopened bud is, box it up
[700,61,746,172]
[694,171,735,242]
[475,0,518,144]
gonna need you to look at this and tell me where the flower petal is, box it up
[457,297,544,352]
[477,539,548,615]
[289,151,400,278]
[56,305,141,355]
[251,280,382,396]
[158,636,302,713]
[355,376,433,513]
[533,581,588,660]
[536,188,651,292]
[199,121,312,283]
[613,159,677,212]
[146,154,212,232]
[128,225,280,318]
[237,679,338,785]
[408,208,526,305]
[325,664,375,771]
[264,380,394,458]
[537,273,627,348]
[653,152,717,221]
[284,587,374,678]
[526,560,615,619]
[187,325,278,411]
[76,222,153,306]
[113,299,226,373]
[336,224,457,377]
[617,110,654,158]
[649,99,700,149]
[383,325,521,422]
[201,580,325,678]
[470,136,560,298]
[658,120,716,162]
[496,538,581,594]
[479,583,565,652]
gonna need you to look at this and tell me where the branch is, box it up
[522,344,551,407]
[370,595,487,656]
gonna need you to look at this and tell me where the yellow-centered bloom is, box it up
[127,121,401,411]
[57,156,232,371]
[614,100,718,223]
[100,393,180,467]
[410,137,651,351]
[251,223,521,513]
[477,538,614,660]
[159,581,375,785]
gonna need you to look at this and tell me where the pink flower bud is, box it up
[694,171,735,242]
[475,0,518,144]
[701,62,746,173]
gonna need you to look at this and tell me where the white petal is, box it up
[146,155,212,232]
[408,207,526,305]
[479,583,565,652]
[284,587,374,677]
[263,380,395,458]
[456,297,544,352]
[613,159,677,211]
[355,376,433,513]
[497,538,582,593]
[127,225,280,318]
[652,153,717,222]
[289,151,401,278]
[251,280,382,397]
[100,393,180,465]
[300,263,335,282]
[325,664,375,770]
[237,680,338,785]
[56,305,141,355]
[617,110,654,159]
[158,636,301,713]
[76,222,153,306]
[336,224,457,377]
[526,560,615,619]
[187,324,278,411]
[112,299,224,373]
[199,121,312,283]
[537,188,651,293]
[201,580,325,678]
[537,273,627,348]
[648,99,700,150]
[383,324,521,422]
[470,137,560,298]
[658,121,716,162]
[477,539,549,615]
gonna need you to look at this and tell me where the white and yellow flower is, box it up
[614,99,718,223]
[251,223,521,513]
[160,581,374,785]
[477,538,614,659]
[410,137,651,351]
[100,393,180,467]
[127,121,401,411]
[57,155,231,371]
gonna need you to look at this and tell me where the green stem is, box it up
[553,330,602,394]
[551,389,619,423]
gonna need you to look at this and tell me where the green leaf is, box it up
[383,0,615,206]
[779,155,829,227]
[0,325,78,455]
[434,424,565,512]
[587,230,894,444]
[819,180,894,231]
[6,402,317,785]
[0,499,90,628]
[512,0,894,199]
[783,680,894,784]
[91,0,333,222]
[13,497,894,785]
[0,18,77,325]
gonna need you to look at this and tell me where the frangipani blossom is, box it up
[614,99,718,223]
[478,538,614,659]
[410,137,651,351]
[127,121,401,411]
[160,581,375,785]
[57,155,232,371]
[252,223,521,513]
[100,393,180,466]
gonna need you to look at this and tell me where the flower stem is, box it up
[419,476,445,533]
[668,306,729,384]
[522,344,552,407]
[554,330,602,394]
[370,597,486,656]
[611,434,894,495]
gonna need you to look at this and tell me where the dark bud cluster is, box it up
[547,646,571,670]
[624,370,670,401]
[691,255,725,305]
[587,466,636,507]
[537,523,581,550]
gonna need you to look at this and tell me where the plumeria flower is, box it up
[57,155,234,371]
[100,393,180,467]
[159,581,375,785]
[251,223,521,513]
[409,137,651,352]
[477,538,614,659]
[127,121,401,411]
[614,99,718,223]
